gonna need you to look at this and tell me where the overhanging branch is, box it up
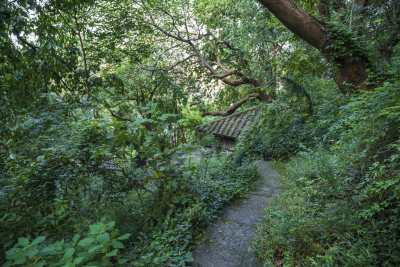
[141,54,196,72]
[200,93,259,117]
[210,70,241,79]
[216,40,240,51]
[138,1,263,89]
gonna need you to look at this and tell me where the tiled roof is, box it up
[196,108,261,140]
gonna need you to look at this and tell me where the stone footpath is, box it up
[192,161,282,267]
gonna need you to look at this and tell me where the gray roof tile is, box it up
[196,107,261,140]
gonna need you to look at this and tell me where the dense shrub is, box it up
[255,77,400,265]
[3,220,130,266]
[240,77,345,160]
[0,93,260,266]
[125,151,259,266]
[1,107,259,266]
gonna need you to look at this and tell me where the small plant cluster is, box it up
[4,221,130,266]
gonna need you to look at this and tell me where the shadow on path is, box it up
[192,161,282,267]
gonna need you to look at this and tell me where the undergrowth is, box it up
[125,152,258,266]
[1,142,258,266]
[253,54,400,265]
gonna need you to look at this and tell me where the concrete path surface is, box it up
[192,161,282,267]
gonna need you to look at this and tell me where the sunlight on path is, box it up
[192,161,282,267]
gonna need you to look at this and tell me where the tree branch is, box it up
[210,69,242,79]
[187,40,251,86]
[216,40,240,51]
[317,0,330,18]
[16,34,38,51]
[141,54,196,72]
[258,0,326,49]
[138,1,263,88]
[201,93,259,117]
[73,4,90,98]
[216,54,232,73]
[92,96,153,130]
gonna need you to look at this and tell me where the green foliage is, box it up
[2,0,400,266]
[119,151,259,266]
[1,99,259,266]
[240,77,344,160]
[4,221,129,266]
[255,75,400,265]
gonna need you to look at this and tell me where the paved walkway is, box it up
[192,161,282,267]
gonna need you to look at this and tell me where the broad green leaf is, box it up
[40,246,56,255]
[26,248,39,259]
[106,221,115,230]
[5,247,21,260]
[107,249,118,257]
[73,257,85,264]
[117,233,131,240]
[32,236,46,245]
[111,240,124,249]
[96,233,110,244]
[72,234,81,246]
[14,257,27,265]
[118,259,128,264]
[89,224,102,234]
[78,237,95,247]
[18,237,29,246]
[88,244,103,253]
[63,247,75,259]
[34,261,46,267]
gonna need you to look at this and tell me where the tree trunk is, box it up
[258,0,369,92]
[332,56,368,93]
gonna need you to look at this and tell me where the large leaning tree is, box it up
[258,0,370,93]
[259,0,399,93]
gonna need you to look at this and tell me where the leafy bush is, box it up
[255,78,400,265]
[125,151,259,266]
[0,93,260,266]
[240,77,345,160]
[4,220,130,266]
